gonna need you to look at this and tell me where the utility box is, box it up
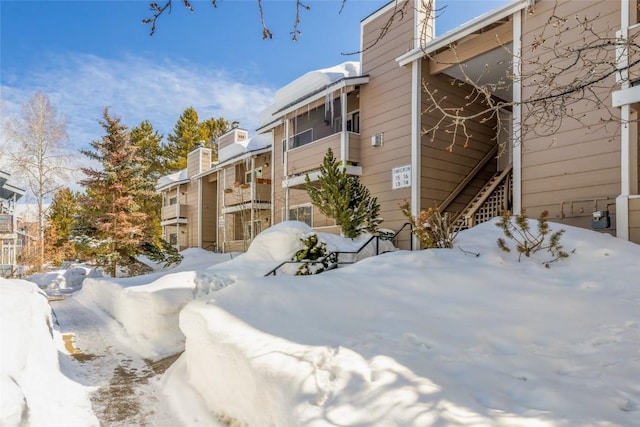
[592,210,611,229]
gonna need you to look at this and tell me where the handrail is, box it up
[459,164,513,227]
[264,222,413,276]
[438,144,499,213]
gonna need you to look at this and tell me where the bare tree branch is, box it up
[421,1,640,154]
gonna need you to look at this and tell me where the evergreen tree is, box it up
[130,120,167,181]
[163,107,229,171]
[131,120,166,257]
[294,232,337,275]
[305,148,382,239]
[78,108,155,276]
[163,107,206,171]
[44,187,80,266]
[199,117,229,162]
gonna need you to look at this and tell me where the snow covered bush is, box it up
[496,210,570,267]
[294,232,337,275]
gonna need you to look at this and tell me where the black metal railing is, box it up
[264,223,413,276]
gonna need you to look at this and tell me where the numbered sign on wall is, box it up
[392,165,411,190]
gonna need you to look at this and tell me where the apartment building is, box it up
[0,170,26,277]
[256,0,640,246]
[159,0,639,252]
[157,125,272,252]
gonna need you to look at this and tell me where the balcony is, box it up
[223,181,271,210]
[161,204,188,221]
[287,132,361,177]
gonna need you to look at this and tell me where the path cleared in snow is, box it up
[51,296,183,426]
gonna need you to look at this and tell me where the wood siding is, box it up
[187,148,211,178]
[629,197,640,243]
[420,64,498,215]
[359,0,415,232]
[520,0,622,225]
[201,179,217,250]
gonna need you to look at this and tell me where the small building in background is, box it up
[0,170,26,277]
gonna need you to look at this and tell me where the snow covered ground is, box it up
[1,219,639,426]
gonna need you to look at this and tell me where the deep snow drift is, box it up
[2,219,639,426]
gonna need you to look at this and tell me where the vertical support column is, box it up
[616,0,632,240]
[197,178,202,248]
[411,58,422,250]
[250,156,256,240]
[284,117,290,221]
[512,8,523,214]
[270,128,276,229]
[340,89,348,166]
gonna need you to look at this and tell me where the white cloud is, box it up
[1,53,276,153]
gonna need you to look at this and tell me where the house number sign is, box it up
[392,165,411,190]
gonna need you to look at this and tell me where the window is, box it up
[347,111,360,133]
[288,205,312,226]
[0,215,12,233]
[245,168,262,183]
[169,196,177,206]
[289,129,313,150]
[169,233,178,246]
[333,112,360,133]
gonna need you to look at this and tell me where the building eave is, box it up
[195,146,272,180]
[396,0,533,67]
[155,178,190,193]
[259,76,370,128]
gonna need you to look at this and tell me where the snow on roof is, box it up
[217,132,273,165]
[258,61,361,127]
[156,169,189,191]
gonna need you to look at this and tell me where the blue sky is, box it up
[1,0,508,154]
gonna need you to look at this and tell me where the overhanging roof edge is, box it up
[396,0,533,67]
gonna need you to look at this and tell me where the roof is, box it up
[396,0,533,66]
[155,169,189,192]
[257,61,367,130]
[0,170,25,202]
[217,132,273,165]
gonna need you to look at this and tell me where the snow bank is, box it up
[166,220,640,426]
[74,249,235,359]
[28,265,99,295]
[0,279,96,427]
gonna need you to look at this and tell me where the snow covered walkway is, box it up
[51,297,183,427]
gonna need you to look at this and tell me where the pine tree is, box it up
[130,120,166,258]
[305,148,382,239]
[199,117,229,162]
[44,187,80,266]
[163,108,229,171]
[131,120,167,182]
[78,108,155,276]
[294,232,337,275]
[163,107,204,171]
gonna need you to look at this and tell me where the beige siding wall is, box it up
[520,0,622,228]
[187,148,211,178]
[217,129,249,151]
[420,64,498,214]
[201,179,217,250]
[359,0,415,232]
[629,197,640,243]
[185,179,199,247]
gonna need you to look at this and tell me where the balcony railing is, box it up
[287,132,360,177]
[161,204,188,220]
[224,182,271,207]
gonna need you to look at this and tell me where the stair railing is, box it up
[438,144,498,213]
[457,164,512,229]
[264,223,413,276]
